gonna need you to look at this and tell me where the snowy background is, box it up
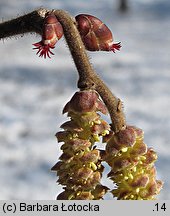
[0,0,169,199]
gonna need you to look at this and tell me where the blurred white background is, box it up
[0,0,170,199]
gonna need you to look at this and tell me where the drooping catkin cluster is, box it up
[51,90,110,200]
[0,9,163,200]
[104,126,163,200]
[52,90,163,200]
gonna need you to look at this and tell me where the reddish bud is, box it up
[33,13,63,58]
[63,90,108,114]
[75,14,121,52]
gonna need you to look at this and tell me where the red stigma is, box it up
[110,42,121,53]
[33,41,55,59]
[33,13,63,59]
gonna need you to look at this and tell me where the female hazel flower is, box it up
[75,14,121,52]
[33,13,63,58]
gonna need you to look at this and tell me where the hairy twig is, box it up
[0,8,126,132]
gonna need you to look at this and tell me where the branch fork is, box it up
[0,8,125,133]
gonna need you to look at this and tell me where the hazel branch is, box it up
[53,10,126,132]
[0,8,126,133]
[0,9,49,38]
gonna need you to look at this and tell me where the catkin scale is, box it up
[42,14,63,46]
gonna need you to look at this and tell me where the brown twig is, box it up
[0,8,126,132]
